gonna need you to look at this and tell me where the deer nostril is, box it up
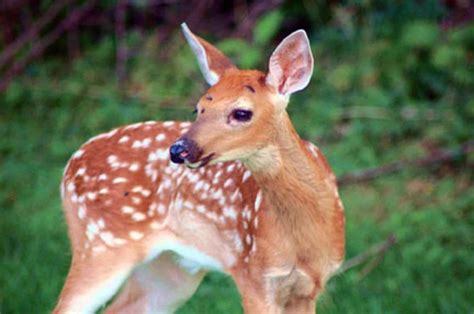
[170,144,187,164]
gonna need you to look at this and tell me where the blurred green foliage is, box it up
[1,1,473,313]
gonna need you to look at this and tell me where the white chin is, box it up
[184,161,201,169]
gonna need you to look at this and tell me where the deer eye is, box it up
[231,109,253,122]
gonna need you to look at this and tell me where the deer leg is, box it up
[53,250,135,314]
[231,275,276,314]
[284,296,316,314]
[240,294,276,314]
[105,252,206,314]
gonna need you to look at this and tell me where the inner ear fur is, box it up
[266,30,314,97]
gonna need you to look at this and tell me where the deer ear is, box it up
[266,30,314,97]
[181,23,237,86]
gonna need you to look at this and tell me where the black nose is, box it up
[170,138,202,164]
[169,141,188,164]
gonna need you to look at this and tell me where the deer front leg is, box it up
[239,286,277,314]
[105,252,206,314]
[233,273,281,314]
[241,267,318,314]
[54,250,136,314]
[283,295,316,314]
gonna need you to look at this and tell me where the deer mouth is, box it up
[185,153,215,169]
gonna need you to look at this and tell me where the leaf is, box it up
[254,10,284,46]
[402,21,439,49]
[432,45,465,69]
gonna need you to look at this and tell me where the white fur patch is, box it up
[145,240,224,274]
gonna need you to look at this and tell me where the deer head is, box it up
[170,23,314,171]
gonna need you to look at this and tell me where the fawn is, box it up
[54,23,345,313]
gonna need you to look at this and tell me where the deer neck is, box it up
[244,113,332,249]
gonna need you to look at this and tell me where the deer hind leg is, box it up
[105,252,206,314]
[53,249,136,314]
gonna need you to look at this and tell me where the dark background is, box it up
[0,0,473,313]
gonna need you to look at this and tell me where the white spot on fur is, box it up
[87,221,99,236]
[78,206,86,219]
[131,196,141,205]
[129,162,140,172]
[254,190,263,211]
[196,205,206,213]
[99,231,115,246]
[71,194,78,203]
[132,212,146,221]
[129,231,144,240]
[229,232,243,253]
[187,172,199,183]
[72,150,84,159]
[194,180,205,192]
[242,206,251,221]
[113,177,128,184]
[144,163,158,182]
[212,188,223,200]
[118,135,130,143]
[226,164,235,173]
[157,203,166,215]
[246,234,252,245]
[148,149,169,162]
[87,192,97,201]
[250,239,257,254]
[132,186,144,193]
[121,206,135,214]
[308,143,319,158]
[242,170,252,182]
[76,168,86,176]
[67,182,76,192]
[174,193,184,210]
[230,189,242,203]
[106,129,118,138]
[155,133,166,142]
[125,122,144,130]
[107,155,118,164]
[337,198,344,209]
[132,138,152,149]
[98,174,108,181]
[97,219,105,229]
[223,206,237,220]
[206,211,218,221]
[224,178,234,188]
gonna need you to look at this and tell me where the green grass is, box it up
[1,7,473,313]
